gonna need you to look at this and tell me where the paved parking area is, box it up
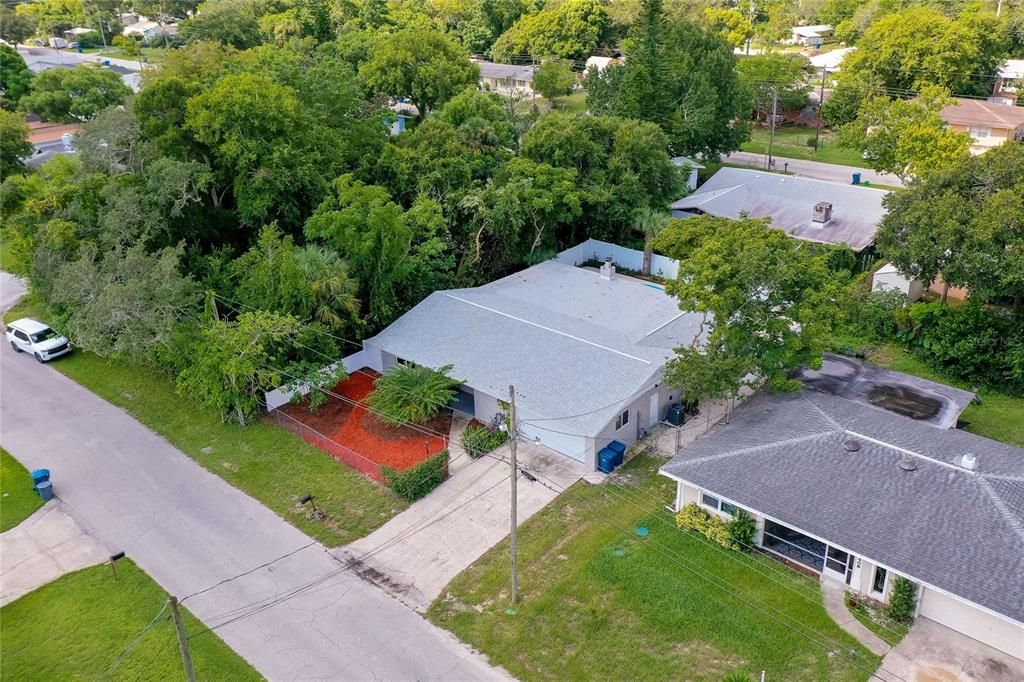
[334,416,588,611]
[1,502,110,606]
[881,617,1024,682]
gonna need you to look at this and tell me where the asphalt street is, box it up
[723,151,905,187]
[0,272,507,681]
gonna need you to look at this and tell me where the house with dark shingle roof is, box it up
[659,354,1024,661]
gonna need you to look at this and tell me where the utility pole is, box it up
[766,85,778,171]
[508,384,519,605]
[997,0,1003,17]
[746,0,755,56]
[168,596,197,682]
[814,63,827,151]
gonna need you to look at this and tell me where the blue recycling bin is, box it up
[31,468,50,488]
[36,480,54,501]
[852,172,862,185]
[607,441,626,467]
[598,448,618,474]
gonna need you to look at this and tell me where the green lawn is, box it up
[828,331,1024,448]
[740,125,870,168]
[3,298,407,547]
[1,559,261,681]
[429,455,878,681]
[0,448,45,532]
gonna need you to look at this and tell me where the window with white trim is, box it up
[701,492,743,517]
[872,566,888,594]
[968,126,991,138]
[614,410,629,430]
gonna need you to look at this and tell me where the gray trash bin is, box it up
[37,480,54,501]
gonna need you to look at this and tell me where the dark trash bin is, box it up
[598,447,618,474]
[36,480,54,501]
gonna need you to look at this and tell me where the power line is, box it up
[96,602,170,679]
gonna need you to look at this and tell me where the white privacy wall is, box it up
[555,239,679,279]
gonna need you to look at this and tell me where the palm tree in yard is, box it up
[635,206,671,276]
[295,245,360,332]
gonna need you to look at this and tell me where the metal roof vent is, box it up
[843,439,861,452]
[899,457,918,472]
[599,257,616,281]
[812,201,833,225]
[960,452,977,471]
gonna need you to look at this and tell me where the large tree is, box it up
[21,66,131,123]
[838,86,970,181]
[839,7,1007,97]
[1,46,33,110]
[178,0,264,49]
[0,110,33,179]
[586,0,750,158]
[653,215,841,395]
[875,143,1024,305]
[736,53,811,122]
[359,27,479,119]
[490,0,609,61]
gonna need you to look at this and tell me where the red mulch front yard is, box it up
[276,369,451,481]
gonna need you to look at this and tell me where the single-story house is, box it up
[870,262,923,301]
[388,102,418,136]
[790,24,833,47]
[670,167,889,252]
[361,255,705,469]
[992,59,1024,104]
[63,27,95,41]
[474,60,534,97]
[660,354,1024,661]
[809,47,855,74]
[585,55,622,73]
[122,21,176,42]
[939,98,1024,154]
[671,156,704,191]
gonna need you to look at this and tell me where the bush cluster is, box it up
[460,424,508,459]
[886,576,918,623]
[675,503,735,549]
[382,450,450,502]
[727,509,757,550]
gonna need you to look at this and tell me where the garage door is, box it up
[919,588,1024,660]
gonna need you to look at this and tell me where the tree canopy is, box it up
[0,110,33,178]
[1,46,33,109]
[20,66,131,123]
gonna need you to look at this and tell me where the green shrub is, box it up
[727,509,757,550]
[460,424,508,459]
[382,450,450,501]
[369,363,461,426]
[675,502,735,549]
[886,576,917,623]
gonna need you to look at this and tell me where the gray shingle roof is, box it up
[366,262,705,436]
[475,61,535,82]
[671,167,889,252]
[661,388,1024,624]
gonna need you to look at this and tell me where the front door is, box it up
[648,393,659,428]
[823,546,854,584]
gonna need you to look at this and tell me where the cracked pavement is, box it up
[0,272,508,680]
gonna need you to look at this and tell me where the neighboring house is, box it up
[670,167,889,252]
[63,27,95,42]
[789,24,833,47]
[939,98,1024,154]
[475,60,535,97]
[122,21,176,42]
[359,250,704,469]
[585,55,622,73]
[992,59,1024,104]
[660,354,1024,661]
[671,156,704,192]
[388,102,418,136]
[808,47,854,74]
[871,262,923,301]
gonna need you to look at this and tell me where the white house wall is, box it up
[473,390,502,426]
[555,238,680,280]
[919,588,1024,660]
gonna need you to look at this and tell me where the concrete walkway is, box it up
[0,271,507,681]
[335,415,587,611]
[1,502,110,606]
[723,151,905,188]
[881,617,1024,682]
[821,581,891,657]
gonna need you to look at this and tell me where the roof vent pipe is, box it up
[899,457,918,472]
[961,452,977,471]
[600,257,616,281]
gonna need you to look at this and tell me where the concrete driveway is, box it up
[0,273,507,681]
[335,415,588,611]
[881,617,1024,682]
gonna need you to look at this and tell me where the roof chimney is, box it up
[812,201,833,225]
[960,452,977,471]
[600,257,616,281]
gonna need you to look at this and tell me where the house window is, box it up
[872,566,888,595]
[968,126,991,138]
[720,501,739,516]
[614,410,629,430]
[700,492,721,510]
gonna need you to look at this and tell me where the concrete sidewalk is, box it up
[821,581,891,657]
[1,502,110,606]
[335,414,588,611]
[723,151,905,188]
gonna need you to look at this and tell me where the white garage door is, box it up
[919,588,1024,660]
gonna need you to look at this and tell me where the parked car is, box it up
[5,318,71,362]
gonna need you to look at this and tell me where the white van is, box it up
[6,318,71,362]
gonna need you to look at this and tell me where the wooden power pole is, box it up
[169,596,197,682]
[508,384,519,605]
[766,86,779,171]
[814,63,828,151]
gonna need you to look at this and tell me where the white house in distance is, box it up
[671,156,703,191]
[474,60,535,97]
[992,59,1024,104]
[359,241,704,470]
[809,47,855,74]
[789,24,833,47]
[660,354,1024,662]
[585,55,622,73]
[670,167,889,253]
[939,97,1024,154]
